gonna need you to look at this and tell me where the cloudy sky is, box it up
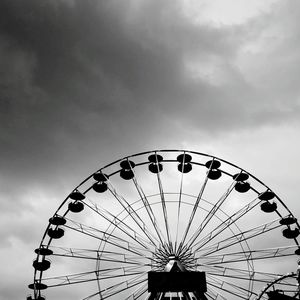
[1,0,300,299]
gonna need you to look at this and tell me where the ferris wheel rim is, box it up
[29,149,300,300]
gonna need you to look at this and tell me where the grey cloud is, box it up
[1,0,300,195]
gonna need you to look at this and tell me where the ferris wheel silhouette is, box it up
[28,150,300,300]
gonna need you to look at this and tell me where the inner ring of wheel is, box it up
[95,195,254,294]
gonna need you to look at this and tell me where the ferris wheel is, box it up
[28,150,300,300]
[256,272,300,300]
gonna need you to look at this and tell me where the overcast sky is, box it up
[1,0,300,299]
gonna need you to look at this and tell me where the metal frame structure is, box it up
[256,272,300,300]
[28,150,300,300]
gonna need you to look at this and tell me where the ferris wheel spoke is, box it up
[52,251,151,267]
[207,284,246,300]
[271,284,299,290]
[156,171,172,250]
[179,176,209,253]
[279,281,300,289]
[132,176,167,247]
[42,268,145,288]
[192,196,261,251]
[175,162,185,252]
[207,275,256,300]
[107,181,160,247]
[206,269,278,285]
[49,245,151,261]
[206,287,228,300]
[82,273,148,300]
[198,218,282,256]
[208,275,257,297]
[83,197,154,250]
[198,245,298,265]
[186,182,236,250]
[203,264,282,283]
[124,282,148,300]
[64,219,152,257]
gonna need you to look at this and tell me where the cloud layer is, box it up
[1,0,300,299]
[1,0,300,173]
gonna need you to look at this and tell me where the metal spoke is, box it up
[179,175,209,254]
[156,170,172,250]
[175,160,185,253]
[83,197,154,251]
[192,196,261,251]
[206,287,228,300]
[82,273,148,300]
[203,264,283,282]
[208,274,255,297]
[52,252,151,267]
[50,245,153,263]
[132,175,166,247]
[198,245,298,265]
[64,219,152,258]
[107,180,160,247]
[206,270,278,286]
[198,218,282,256]
[43,269,145,287]
[207,278,252,300]
[124,282,148,300]
[185,181,236,250]
[207,273,259,298]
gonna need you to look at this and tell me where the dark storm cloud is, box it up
[1,0,300,193]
